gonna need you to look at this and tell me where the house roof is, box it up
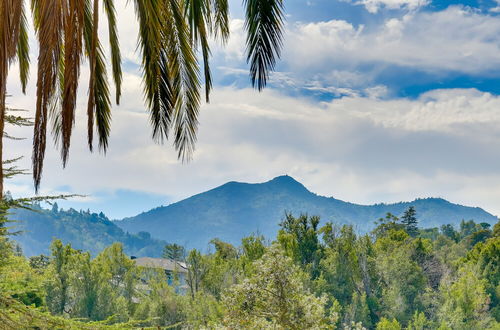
[134,257,188,273]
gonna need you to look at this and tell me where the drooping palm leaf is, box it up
[133,0,175,142]
[211,0,229,42]
[200,31,212,102]
[0,0,24,196]
[92,44,112,151]
[3,0,23,63]
[84,0,112,153]
[61,0,85,165]
[134,0,201,160]
[86,0,99,152]
[24,0,285,193]
[102,0,122,105]
[184,0,229,102]
[17,2,30,94]
[244,0,285,91]
[184,0,212,102]
[0,0,25,129]
[32,0,64,192]
[163,0,201,161]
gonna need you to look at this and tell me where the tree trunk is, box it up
[0,0,8,200]
[0,64,6,200]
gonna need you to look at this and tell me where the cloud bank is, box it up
[4,1,500,219]
[6,85,500,217]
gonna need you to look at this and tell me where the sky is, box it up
[5,0,500,219]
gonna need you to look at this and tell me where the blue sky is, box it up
[217,0,500,98]
[5,0,500,219]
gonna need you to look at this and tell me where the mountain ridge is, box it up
[116,175,497,249]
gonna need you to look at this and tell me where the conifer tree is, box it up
[163,243,186,261]
[402,206,419,237]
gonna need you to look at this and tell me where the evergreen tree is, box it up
[278,213,323,278]
[51,202,59,213]
[402,206,419,237]
[163,243,186,261]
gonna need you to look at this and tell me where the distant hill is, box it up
[10,205,166,257]
[116,175,498,249]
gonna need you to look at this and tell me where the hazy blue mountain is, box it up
[10,204,166,257]
[116,175,498,249]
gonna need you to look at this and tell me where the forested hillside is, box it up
[118,175,498,248]
[10,203,165,257]
[10,176,497,256]
[1,210,499,329]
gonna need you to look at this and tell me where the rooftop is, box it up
[133,257,188,273]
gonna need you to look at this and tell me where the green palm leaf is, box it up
[103,0,122,105]
[133,0,201,161]
[244,0,285,91]
[17,2,30,94]
[84,0,112,153]
[61,0,85,165]
[184,0,213,102]
[32,0,64,192]
[211,0,229,42]
[165,0,201,160]
[133,0,175,142]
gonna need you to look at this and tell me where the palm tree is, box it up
[0,0,285,195]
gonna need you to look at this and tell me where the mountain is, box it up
[10,204,166,257]
[116,175,498,249]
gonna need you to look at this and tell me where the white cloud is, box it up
[216,6,500,96]
[326,88,500,133]
[5,85,500,217]
[354,0,429,13]
[286,6,500,76]
[491,0,500,13]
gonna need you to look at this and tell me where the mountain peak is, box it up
[269,174,298,183]
[266,175,309,192]
[116,177,497,250]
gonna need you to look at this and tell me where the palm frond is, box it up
[5,0,23,62]
[85,0,99,152]
[84,0,112,152]
[102,0,122,105]
[0,0,25,143]
[211,0,229,42]
[164,0,201,161]
[134,0,201,160]
[17,2,30,94]
[93,43,112,151]
[61,0,85,165]
[200,32,212,102]
[133,0,175,143]
[184,0,212,102]
[244,0,285,91]
[32,0,64,192]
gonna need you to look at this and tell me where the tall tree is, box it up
[45,240,79,315]
[186,249,207,299]
[401,206,419,237]
[278,213,323,278]
[163,243,186,261]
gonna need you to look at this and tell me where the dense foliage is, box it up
[11,203,166,257]
[1,208,500,329]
